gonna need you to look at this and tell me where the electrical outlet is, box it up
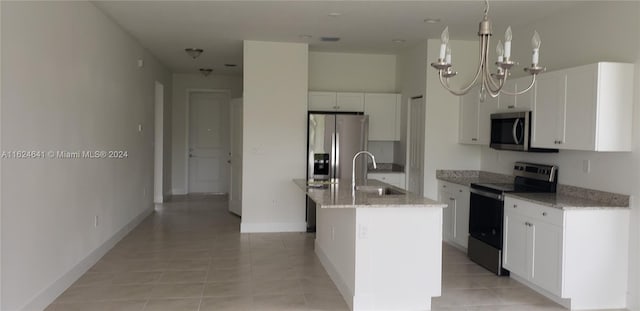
[138,124,143,132]
[94,215,99,228]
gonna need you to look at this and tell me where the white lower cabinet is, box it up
[503,196,630,310]
[368,172,405,189]
[503,200,562,296]
[438,181,470,250]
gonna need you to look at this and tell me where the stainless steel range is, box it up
[468,162,558,275]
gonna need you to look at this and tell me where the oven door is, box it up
[490,111,530,151]
[469,188,505,249]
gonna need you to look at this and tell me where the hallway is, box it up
[46,195,348,311]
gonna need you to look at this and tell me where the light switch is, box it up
[138,124,143,132]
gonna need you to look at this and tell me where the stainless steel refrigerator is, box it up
[306,112,369,231]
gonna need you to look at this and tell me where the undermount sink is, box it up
[355,185,405,196]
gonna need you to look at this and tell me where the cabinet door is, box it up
[364,93,398,141]
[531,71,566,149]
[531,221,563,296]
[309,91,337,111]
[459,88,480,144]
[453,187,470,249]
[478,94,498,145]
[336,92,365,112]
[439,187,455,243]
[499,79,517,110]
[394,94,402,140]
[503,209,530,277]
[564,65,596,150]
[515,76,534,111]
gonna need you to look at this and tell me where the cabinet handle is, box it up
[459,189,463,193]
[472,138,478,141]
[508,105,515,109]
[513,204,518,208]
[333,106,340,109]
[542,212,547,216]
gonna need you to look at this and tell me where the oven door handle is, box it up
[470,188,504,201]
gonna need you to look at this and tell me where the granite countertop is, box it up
[435,170,514,186]
[506,184,630,210]
[437,170,629,210]
[293,179,445,209]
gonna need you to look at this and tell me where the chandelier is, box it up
[430,0,545,99]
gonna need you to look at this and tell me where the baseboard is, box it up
[20,206,154,311]
[172,188,186,195]
[154,195,164,203]
[240,222,306,233]
[509,273,571,309]
[315,240,354,310]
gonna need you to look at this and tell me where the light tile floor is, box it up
[46,195,625,311]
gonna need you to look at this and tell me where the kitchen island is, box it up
[294,179,447,311]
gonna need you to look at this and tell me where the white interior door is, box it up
[229,98,243,216]
[188,92,230,194]
[407,96,425,196]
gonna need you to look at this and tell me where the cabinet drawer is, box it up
[505,197,563,226]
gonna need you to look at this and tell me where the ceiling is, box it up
[94,1,585,76]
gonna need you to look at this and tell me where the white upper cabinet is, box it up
[497,77,534,112]
[364,93,400,141]
[459,86,496,145]
[531,62,634,151]
[531,70,567,149]
[336,92,365,112]
[308,91,364,112]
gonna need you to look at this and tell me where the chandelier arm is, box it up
[500,74,537,96]
[452,34,487,94]
[481,36,503,97]
[439,73,472,96]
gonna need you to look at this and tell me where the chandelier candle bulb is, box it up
[445,45,452,64]
[496,40,504,62]
[504,26,512,59]
[531,31,541,65]
[439,26,449,59]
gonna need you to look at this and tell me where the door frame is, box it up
[154,81,164,203]
[184,89,231,194]
[406,95,425,196]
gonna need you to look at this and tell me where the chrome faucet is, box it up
[352,151,377,191]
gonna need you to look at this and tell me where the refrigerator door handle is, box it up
[330,132,336,180]
[335,132,340,179]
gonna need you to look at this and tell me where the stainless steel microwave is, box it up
[490,111,557,152]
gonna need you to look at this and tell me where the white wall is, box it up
[170,73,242,194]
[479,3,640,309]
[309,51,396,93]
[422,39,482,200]
[241,41,308,232]
[1,2,171,310]
[396,42,428,167]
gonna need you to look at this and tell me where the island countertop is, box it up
[293,179,446,209]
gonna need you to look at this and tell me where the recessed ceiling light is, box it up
[320,37,341,42]
[328,12,342,17]
[392,39,406,43]
[299,34,313,39]
[199,68,213,76]
[424,18,441,24]
[224,64,237,68]
[185,48,204,59]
